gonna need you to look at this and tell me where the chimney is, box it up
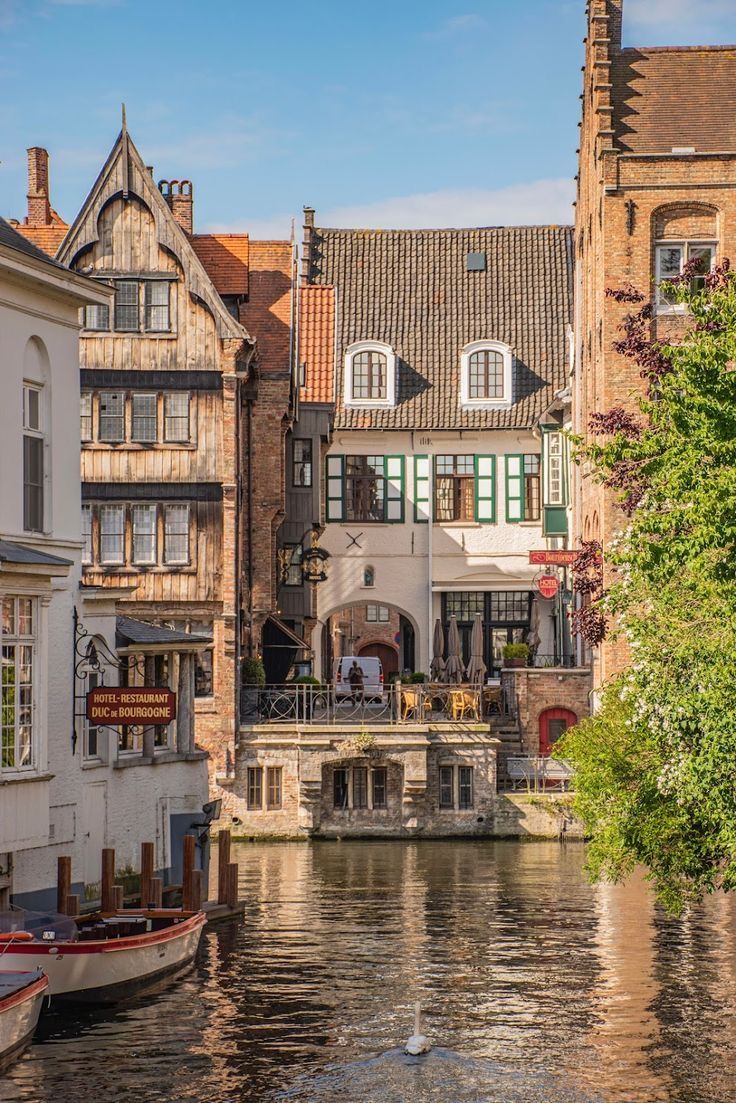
[158,179,193,234]
[27,147,51,226]
[606,0,622,51]
[301,207,315,285]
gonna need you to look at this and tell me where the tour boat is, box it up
[0,910,206,1004]
[0,969,48,1068]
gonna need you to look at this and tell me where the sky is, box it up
[1,0,735,238]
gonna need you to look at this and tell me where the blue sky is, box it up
[1,0,734,237]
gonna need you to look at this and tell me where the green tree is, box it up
[561,260,736,912]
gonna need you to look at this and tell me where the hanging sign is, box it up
[86,687,177,725]
[529,550,579,566]
[536,574,560,600]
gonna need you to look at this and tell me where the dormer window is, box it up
[344,341,396,407]
[460,341,513,408]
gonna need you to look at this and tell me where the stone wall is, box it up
[218,723,584,839]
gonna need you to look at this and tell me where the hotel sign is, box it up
[86,687,177,725]
[529,550,579,566]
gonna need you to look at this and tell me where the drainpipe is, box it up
[427,459,434,676]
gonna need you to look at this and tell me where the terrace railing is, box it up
[240,682,517,726]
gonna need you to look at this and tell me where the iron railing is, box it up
[240,682,516,726]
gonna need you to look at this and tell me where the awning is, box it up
[116,616,212,653]
[263,615,309,650]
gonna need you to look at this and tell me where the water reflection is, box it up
[2,840,736,1103]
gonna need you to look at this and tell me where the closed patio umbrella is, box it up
[444,615,464,684]
[465,612,487,685]
[430,619,446,681]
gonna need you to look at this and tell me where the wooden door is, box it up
[539,708,577,756]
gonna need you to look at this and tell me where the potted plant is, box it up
[241,657,266,721]
[502,643,529,669]
[408,671,427,684]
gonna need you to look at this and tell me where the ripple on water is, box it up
[2,840,736,1103]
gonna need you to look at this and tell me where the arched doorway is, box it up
[539,707,577,755]
[358,641,399,675]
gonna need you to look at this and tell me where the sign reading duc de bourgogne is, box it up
[529,550,579,566]
[86,687,177,725]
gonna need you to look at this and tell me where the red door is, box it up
[539,708,577,756]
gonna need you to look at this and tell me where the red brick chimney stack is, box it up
[159,179,194,234]
[301,206,315,285]
[606,0,623,51]
[26,147,51,226]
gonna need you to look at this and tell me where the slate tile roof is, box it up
[306,224,573,431]
[240,241,293,372]
[190,233,249,296]
[299,284,335,404]
[116,615,212,648]
[612,46,736,155]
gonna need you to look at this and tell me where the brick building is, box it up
[573,0,736,684]
[10,132,295,776]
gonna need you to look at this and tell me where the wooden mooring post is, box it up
[140,841,154,908]
[56,856,71,915]
[182,834,196,912]
[150,877,163,908]
[227,862,239,909]
[101,848,115,913]
[217,830,231,905]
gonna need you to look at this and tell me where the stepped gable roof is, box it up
[306,224,573,431]
[191,233,249,296]
[299,284,335,404]
[612,46,736,155]
[240,241,293,371]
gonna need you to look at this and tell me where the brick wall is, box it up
[329,603,400,663]
[574,0,736,684]
[502,669,592,754]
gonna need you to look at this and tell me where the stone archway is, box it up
[314,600,421,680]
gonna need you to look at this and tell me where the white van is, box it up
[333,656,384,702]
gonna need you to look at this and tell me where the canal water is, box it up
[2,840,736,1103]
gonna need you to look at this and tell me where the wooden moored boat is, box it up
[0,910,206,1003]
[0,968,49,1068]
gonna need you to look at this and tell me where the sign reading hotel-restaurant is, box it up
[529,550,579,566]
[86,687,177,725]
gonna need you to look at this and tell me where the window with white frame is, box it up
[460,341,513,407]
[1,596,36,770]
[144,281,171,332]
[366,604,390,623]
[132,504,157,564]
[544,432,566,506]
[163,393,190,442]
[22,384,44,533]
[80,392,93,442]
[344,341,397,407]
[655,241,716,310]
[81,505,93,564]
[98,392,125,442]
[83,303,110,331]
[99,505,125,565]
[164,505,190,564]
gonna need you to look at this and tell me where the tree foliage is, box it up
[560,262,736,912]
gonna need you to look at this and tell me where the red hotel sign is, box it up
[86,687,177,725]
[529,550,579,566]
[537,574,560,600]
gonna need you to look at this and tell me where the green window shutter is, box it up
[384,455,405,523]
[414,455,429,522]
[505,454,524,522]
[474,455,496,523]
[325,455,345,522]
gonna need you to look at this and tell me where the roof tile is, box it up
[190,233,249,295]
[299,285,335,403]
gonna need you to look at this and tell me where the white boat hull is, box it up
[0,973,48,1068]
[0,912,206,1002]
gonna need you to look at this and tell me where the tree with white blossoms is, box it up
[561,257,736,913]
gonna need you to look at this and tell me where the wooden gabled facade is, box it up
[54,123,254,772]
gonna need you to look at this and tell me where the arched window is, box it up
[460,341,513,407]
[539,707,577,756]
[344,342,396,407]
